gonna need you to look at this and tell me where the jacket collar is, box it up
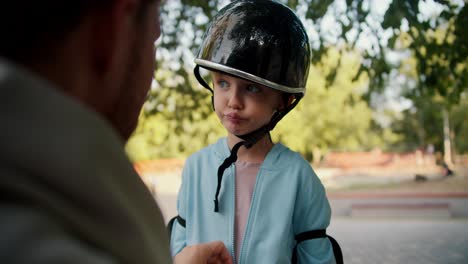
[213,137,288,170]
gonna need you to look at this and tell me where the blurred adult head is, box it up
[0,0,161,140]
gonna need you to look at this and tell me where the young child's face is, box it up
[212,72,284,136]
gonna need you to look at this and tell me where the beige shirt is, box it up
[234,160,261,263]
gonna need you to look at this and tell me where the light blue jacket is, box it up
[171,138,334,263]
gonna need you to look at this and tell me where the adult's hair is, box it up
[0,0,155,65]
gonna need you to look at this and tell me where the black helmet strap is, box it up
[194,65,213,93]
[213,140,249,212]
[194,65,215,110]
[237,94,302,142]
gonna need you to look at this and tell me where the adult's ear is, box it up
[90,0,139,75]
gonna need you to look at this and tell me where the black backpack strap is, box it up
[292,229,343,264]
[295,229,326,242]
[292,229,326,263]
[327,234,344,264]
[176,215,186,227]
[167,215,186,236]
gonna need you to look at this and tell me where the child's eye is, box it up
[246,85,260,93]
[217,80,229,89]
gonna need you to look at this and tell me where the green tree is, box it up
[273,49,398,163]
[451,94,468,154]
[386,2,467,163]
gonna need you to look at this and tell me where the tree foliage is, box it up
[380,0,467,105]
[273,49,398,162]
[390,93,468,154]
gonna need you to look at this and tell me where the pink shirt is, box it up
[234,160,261,263]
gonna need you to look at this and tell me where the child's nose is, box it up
[228,89,243,109]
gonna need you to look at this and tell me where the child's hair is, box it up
[193,0,311,212]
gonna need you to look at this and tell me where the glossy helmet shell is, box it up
[195,0,311,94]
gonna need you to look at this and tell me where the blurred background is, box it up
[128,1,467,263]
[127,0,467,165]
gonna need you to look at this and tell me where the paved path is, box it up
[329,192,468,218]
[157,193,468,263]
[328,218,468,264]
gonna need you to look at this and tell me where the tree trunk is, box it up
[312,147,322,166]
[443,107,454,167]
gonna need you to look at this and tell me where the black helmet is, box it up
[194,0,311,213]
[194,0,311,95]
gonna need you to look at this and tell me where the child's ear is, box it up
[287,95,295,107]
[279,94,295,111]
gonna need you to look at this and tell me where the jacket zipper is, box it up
[231,165,237,264]
[238,168,263,264]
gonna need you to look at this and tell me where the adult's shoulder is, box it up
[0,204,115,264]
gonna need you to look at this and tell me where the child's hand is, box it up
[174,241,233,264]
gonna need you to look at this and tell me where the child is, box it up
[170,1,335,263]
